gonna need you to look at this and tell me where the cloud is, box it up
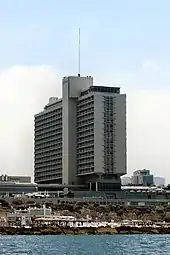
[127,89,170,181]
[0,65,170,183]
[0,65,62,177]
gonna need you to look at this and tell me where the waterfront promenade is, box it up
[0,197,170,234]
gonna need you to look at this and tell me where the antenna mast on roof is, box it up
[78,28,81,77]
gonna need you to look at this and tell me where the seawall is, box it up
[0,226,170,235]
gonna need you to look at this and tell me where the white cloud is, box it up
[0,65,170,183]
[127,89,170,182]
[0,65,62,177]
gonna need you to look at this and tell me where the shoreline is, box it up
[1,226,170,235]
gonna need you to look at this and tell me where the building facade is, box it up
[154,177,165,187]
[0,175,31,183]
[132,169,154,186]
[34,98,62,184]
[121,176,132,186]
[34,75,126,191]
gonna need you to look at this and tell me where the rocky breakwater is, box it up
[0,226,170,235]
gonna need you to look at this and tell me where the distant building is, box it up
[7,205,51,227]
[132,169,154,186]
[121,176,132,186]
[0,175,31,183]
[154,177,165,187]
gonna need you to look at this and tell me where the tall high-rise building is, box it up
[34,97,62,184]
[34,75,126,191]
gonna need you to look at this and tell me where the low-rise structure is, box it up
[132,169,154,186]
[0,175,31,183]
[154,177,165,187]
[121,176,132,186]
[7,205,52,227]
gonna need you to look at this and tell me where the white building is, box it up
[34,75,126,192]
[154,177,165,187]
[132,169,154,186]
[121,176,132,186]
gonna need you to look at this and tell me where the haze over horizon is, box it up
[0,0,170,182]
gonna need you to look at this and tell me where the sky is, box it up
[0,0,170,182]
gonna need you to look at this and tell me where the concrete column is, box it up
[62,76,93,185]
[96,182,98,192]
[64,187,68,194]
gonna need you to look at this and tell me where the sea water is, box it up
[0,235,169,254]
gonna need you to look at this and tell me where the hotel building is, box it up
[34,75,126,191]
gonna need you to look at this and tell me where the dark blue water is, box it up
[0,235,169,254]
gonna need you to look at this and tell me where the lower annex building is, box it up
[34,75,126,192]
